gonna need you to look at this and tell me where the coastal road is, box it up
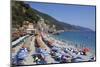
[12,36,29,56]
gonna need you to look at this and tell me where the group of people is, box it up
[41,32,95,63]
[11,31,95,66]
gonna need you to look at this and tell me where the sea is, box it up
[52,31,96,54]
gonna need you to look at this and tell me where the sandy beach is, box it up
[11,31,95,66]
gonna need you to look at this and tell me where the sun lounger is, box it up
[17,48,29,59]
[14,48,29,65]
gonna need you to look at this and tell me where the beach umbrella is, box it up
[83,48,90,52]
[17,48,29,59]
[51,46,60,52]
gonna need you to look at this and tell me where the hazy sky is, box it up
[26,2,96,31]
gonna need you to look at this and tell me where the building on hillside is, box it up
[26,23,36,34]
[37,18,49,33]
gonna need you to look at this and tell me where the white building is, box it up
[26,23,36,34]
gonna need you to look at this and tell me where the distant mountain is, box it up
[31,6,93,31]
[12,1,93,31]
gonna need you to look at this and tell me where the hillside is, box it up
[12,1,93,31]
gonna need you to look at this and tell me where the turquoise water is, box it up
[52,31,96,53]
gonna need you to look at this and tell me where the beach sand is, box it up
[35,34,56,63]
[12,33,94,65]
[23,35,36,65]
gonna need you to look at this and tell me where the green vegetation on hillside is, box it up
[12,1,93,31]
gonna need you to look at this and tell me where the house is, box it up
[26,23,36,34]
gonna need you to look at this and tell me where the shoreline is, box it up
[11,32,95,65]
[50,34,95,56]
[41,32,95,57]
[50,31,95,53]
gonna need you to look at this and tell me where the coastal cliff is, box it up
[12,1,93,33]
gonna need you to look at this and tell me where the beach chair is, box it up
[15,48,29,65]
